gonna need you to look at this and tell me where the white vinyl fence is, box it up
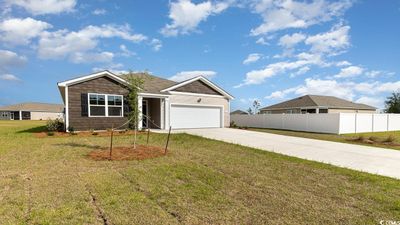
[231,113,400,134]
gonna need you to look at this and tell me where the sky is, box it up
[0,0,399,110]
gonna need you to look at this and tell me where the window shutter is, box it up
[123,97,130,117]
[81,93,88,117]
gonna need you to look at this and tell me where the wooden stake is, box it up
[109,124,114,160]
[146,128,150,145]
[165,126,172,155]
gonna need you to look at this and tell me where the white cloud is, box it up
[0,50,27,71]
[255,37,268,45]
[236,52,325,87]
[0,74,21,82]
[376,81,400,93]
[294,78,354,100]
[6,0,76,15]
[0,17,52,45]
[119,44,135,57]
[290,66,310,77]
[92,8,107,15]
[356,96,382,108]
[38,24,147,62]
[150,38,162,51]
[279,32,306,48]
[169,70,216,82]
[92,63,129,75]
[250,0,352,36]
[305,24,350,55]
[334,65,363,78]
[69,51,114,64]
[265,87,298,99]
[161,0,230,36]
[336,60,352,67]
[243,53,262,65]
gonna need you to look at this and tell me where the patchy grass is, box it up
[1,121,400,224]
[248,127,400,151]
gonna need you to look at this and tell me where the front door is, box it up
[10,112,14,120]
[142,100,148,128]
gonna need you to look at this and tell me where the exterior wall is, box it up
[328,108,376,114]
[169,94,230,127]
[31,112,63,120]
[68,77,129,131]
[174,80,223,95]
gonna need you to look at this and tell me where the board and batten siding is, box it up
[169,94,230,127]
[67,77,129,131]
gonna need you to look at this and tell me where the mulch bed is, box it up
[87,145,167,161]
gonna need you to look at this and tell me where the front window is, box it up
[88,93,123,117]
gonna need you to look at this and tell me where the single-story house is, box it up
[57,70,234,131]
[0,102,64,120]
[230,109,249,115]
[260,95,377,114]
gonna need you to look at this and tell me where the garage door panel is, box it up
[170,105,221,129]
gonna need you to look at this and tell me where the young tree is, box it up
[125,72,145,149]
[252,100,261,114]
[247,107,253,115]
[385,92,400,113]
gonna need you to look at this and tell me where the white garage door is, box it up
[170,105,222,129]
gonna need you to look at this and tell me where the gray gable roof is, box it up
[261,95,376,110]
[119,73,177,94]
[0,102,64,112]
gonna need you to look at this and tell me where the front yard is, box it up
[248,127,400,151]
[1,121,400,224]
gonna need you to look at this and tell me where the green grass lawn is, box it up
[248,127,400,151]
[1,121,400,224]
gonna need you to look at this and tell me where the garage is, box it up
[170,104,222,129]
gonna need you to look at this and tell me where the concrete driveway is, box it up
[175,128,400,179]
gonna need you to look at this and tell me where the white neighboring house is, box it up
[0,102,64,120]
[57,70,234,131]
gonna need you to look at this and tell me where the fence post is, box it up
[387,114,390,131]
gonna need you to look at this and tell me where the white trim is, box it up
[142,100,149,128]
[65,86,69,131]
[138,92,170,98]
[160,99,165,130]
[167,91,226,98]
[161,76,234,100]
[138,96,143,130]
[165,98,170,130]
[88,93,123,118]
[58,70,129,87]
[169,103,224,128]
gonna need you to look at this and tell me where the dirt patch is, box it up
[346,138,400,147]
[88,145,167,161]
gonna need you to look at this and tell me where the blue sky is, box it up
[0,0,399,110]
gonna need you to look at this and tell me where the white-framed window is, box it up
[88,93,123,117]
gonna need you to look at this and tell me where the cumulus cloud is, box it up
[255,37,268,45]
[305,24,350,55]
[150,38,162,51]
[69,51,114,64]
[92,8,107,15]
[0,50,27,71]
[0,17,52,45]
[6,0,76,15]
[279,32,306,48]
[243,53,262,65]
[169,70,216,82]
[38,24,147,62]
[161,0,230,36]
[334,65,363,78]
[0,74,21,82]
[250,0,352,36]
[356,96,382,108]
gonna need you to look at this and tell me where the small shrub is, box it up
[384,135,395,143]
[47,132,54,136]
[68,126,75,134]
[46,118,64,132]
[368,136,379,142]
[230,121,237,128]
[89,129,95,133]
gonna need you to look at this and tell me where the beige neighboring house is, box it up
[230,109,249,115]
[57,70,234,131]
[260,95,377,114]
[0,102,64,120]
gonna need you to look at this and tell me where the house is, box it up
[230,109,249,115]
[260,95,377,114]
[57,70,234,131]
[0,102,64,120]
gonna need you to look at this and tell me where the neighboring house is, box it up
[230,109,249,115]
[57,70,234,131]
[0,102,64,120]
[260,95,377,114]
